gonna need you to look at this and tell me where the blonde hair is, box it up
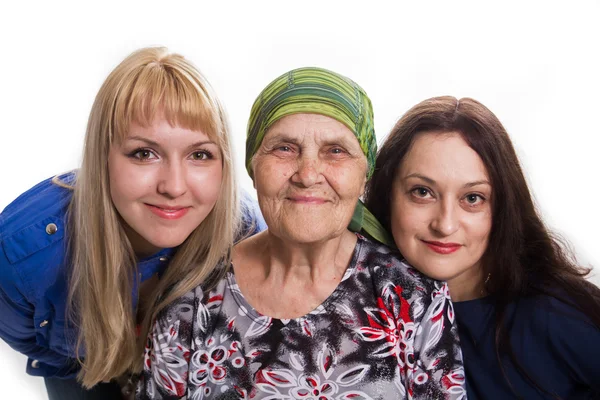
[67,47,238,387]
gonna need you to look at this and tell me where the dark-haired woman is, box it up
[365,96,600,399]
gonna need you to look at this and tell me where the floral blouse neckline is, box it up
[226,234,365,324]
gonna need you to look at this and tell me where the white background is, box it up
[1,1,598,398]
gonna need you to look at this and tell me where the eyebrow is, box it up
[403,173,491,188]
[125,136,217,148]
[262,133,301,146]
[263,132,358,148]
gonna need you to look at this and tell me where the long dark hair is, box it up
[364,96,600,397]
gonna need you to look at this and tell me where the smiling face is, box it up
[390,131,492,296]
[252,113,367,244]
[107,116,223,257]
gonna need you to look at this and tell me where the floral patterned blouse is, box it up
[137,235,465,399]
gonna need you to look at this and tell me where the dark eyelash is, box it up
[410,186,432,194]
[465,193,486,203]
[195,150,215,159]
[126,148,153,158]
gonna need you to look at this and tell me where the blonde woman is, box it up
[0,47,265,399]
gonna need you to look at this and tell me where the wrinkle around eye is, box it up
[268,144,299,158]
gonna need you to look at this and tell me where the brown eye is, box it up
[413,187,430,197]
[191,151,212,161]
[129,149,157,161]
[464,193,485,206]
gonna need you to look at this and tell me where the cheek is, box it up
[253,158,295,195]
[463,211,493,248]
[189,164,223,202]
[325,163,366,199]
[390,194,425,234]
[107,155,153,204]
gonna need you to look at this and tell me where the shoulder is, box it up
[0,172,75,300]
[158,266,229,321]
[152,268,230,351]
[517,292,597,333]
[354,234,446,298]
[512,292,600,386]
[1,172,75,236]
[352,234,452,329]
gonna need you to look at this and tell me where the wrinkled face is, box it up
[108,116,223,257]
[390,131,492,288]
[252,113,368,244]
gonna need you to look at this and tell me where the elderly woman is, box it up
[138,69,465,399]
[364,96,600,398]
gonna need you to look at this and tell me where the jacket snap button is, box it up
[45,223,58,235]
[39,320,49,328]
[159,257,168,262]
[31,360,40,368]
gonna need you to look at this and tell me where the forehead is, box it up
[401,131,489,182]
[126,116,215,143]
[264,113,359,145]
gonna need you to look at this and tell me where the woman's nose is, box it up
[291,155,322,187]
[430,201,459,236]
[157,162,187,198]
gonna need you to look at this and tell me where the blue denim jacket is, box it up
[0,172,266,378]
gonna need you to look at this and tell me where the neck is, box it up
[123,223,161,259]
[231,230,359,319]
[254,230,357,284]
[447,266,487,302]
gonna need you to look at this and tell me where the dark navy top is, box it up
[454,294,600,399]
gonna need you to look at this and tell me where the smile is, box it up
[422,240,462,255]
[286,196,327,205]
[145,204,190,220]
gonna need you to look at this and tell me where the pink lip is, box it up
[145,204,190,220]
[422,240,462,254]
[287,196,327,204]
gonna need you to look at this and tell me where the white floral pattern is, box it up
[138,235,465,399]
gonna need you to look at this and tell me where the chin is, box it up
[145,234,190,249]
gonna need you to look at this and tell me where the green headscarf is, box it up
[246,67,394,248]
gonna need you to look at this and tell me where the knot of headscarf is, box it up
[246,67,394,248]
